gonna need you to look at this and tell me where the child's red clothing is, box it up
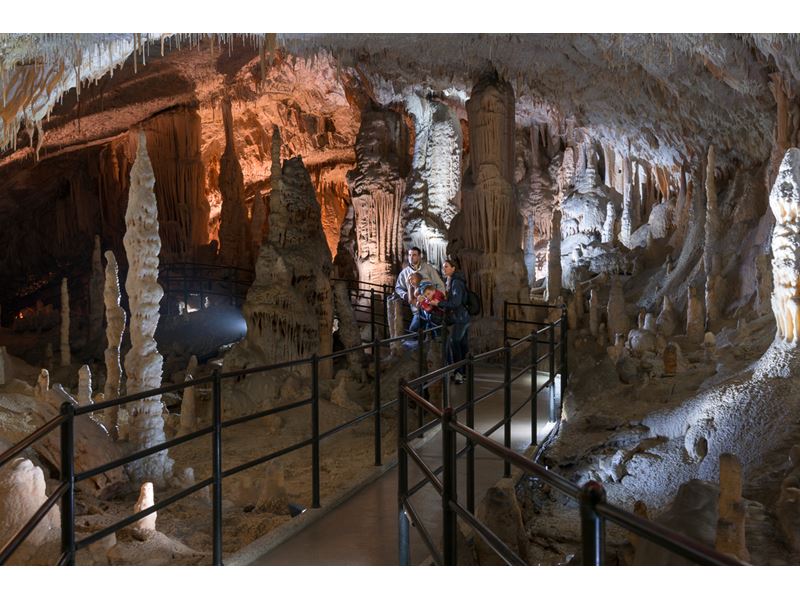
[418,290,445,317]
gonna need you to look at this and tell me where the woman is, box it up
[430,257,470,384]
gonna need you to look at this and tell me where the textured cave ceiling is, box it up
[2,32,799,174]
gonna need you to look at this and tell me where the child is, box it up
[407,272,424,332]
[417,281,446,328]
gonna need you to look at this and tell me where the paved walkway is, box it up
[251,365,555,565]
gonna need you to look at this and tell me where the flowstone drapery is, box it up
[123,131,173,486]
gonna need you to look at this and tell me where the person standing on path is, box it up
[394,247,444,332]
[430,257,470,384]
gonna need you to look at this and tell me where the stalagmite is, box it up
[35,369,49,401]
[89,235,104,341]
[226,126,334,410]
[131,482,157,540]
[601,201,616,244]
[686,285,705,343]
[103,250,126,437]
[387,295,405,356]
[123,131,173,486]
[186,355,198,378]
[546,210,562,302]
[218,98,252,269]
[346,106,407,286]
[656,295,677,337]
[60,278,70,366]
[770,149,800,344]
[77,365,92,406]
[250,190,266,258]
[620,158,634,248]
[704,146,722,328]
[0,458,60,563]
[607,277,630,344]
[715,453,749,562]
[589,289,599,337]
[449,71,529,325]
[177,375,196,437]
[333,281,366,376]
[0,346,6,385]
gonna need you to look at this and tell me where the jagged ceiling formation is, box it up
[3,33,798,173]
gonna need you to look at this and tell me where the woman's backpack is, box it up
[464,288,482,316]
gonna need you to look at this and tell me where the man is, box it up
[394,247,445,332]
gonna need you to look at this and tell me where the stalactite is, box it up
[60,278,70,367]
[123,131,173,486]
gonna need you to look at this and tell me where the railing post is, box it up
[561,304,568,388]
[417,326,424,430]
[503,299,508,342]
[59,402,75,566]
[211,367,223,565]
[580,481,607,566]
[441,407,458,566]
[466,353,475,514]
[503,341,512,478]
[373,339,382,466]
[398,379,410,566]
[549,324,556,423]
[311,354,321,508]
[370,289,376,343]
[530,329,537,445]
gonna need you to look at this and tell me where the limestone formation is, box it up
[656,295,677,337]
[60,278,70,366]
[386,295,405,356]
[123,131,173,486]
[475,478,529,566]
[589,288,600,337]
[225,126,334,410]
[333,281,366,377]
[77,365,92,406]
[0,346,6,386]
[218,98,252,269]
[402,96,462,270]
[250,190,267,259]
[103,250,126,437]
[715,453,749,562]
[346,106,407,286]
[0,458,60,564]
[186,355,198,379]
[35,369,49,401]
[89,235,104,341]
[450,72,528,320]
[620,158,634,247]
[602,201,616,244]
[607,277,630,345]
[546,210,562,302]
[777,445,800,553]
[704,146,722,328]
[770,148,800,344]
[686,286,705,343]
[132,482,157,540]
[177,374,196,437]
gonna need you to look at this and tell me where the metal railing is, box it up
[397,308,745,567]
[332,278,398,342]
[0,322,442,566]
[158,262,255,315]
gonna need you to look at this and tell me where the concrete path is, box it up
[251,365,555,565]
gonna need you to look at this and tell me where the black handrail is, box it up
[0,315,446,566]
[396,320,746,567]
